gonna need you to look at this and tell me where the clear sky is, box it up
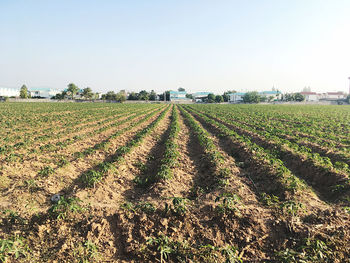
[1,0,350,94]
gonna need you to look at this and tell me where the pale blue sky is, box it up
[1,0,350,94]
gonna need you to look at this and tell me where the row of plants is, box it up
[0,103,122,143]
[134,105,180,187]
[189,105,350,199]
[182,106,308,201]
[178,106,234,188]
[0,104,158,156]
[36,106,157,155]
[81,105,170,187]
[34,106,165,182]
[204,105,350,163]
[196,104,350,155]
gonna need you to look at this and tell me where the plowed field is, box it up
[1,102,349,262]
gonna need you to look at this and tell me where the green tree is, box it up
[67,83,79,99]
[115,91,126,102]
[158,91,170,101]
[149,90,157,101]
[215,95,224,103]
[102,91,117,100]
[268,96,275,102]
[294,93,305,102]
[178,87,185,92]
[20,85,29,98]
[82,87,93,99]
[186,93,193,99]
[243,91,260,103]
[138,90,150,100]
[260,96,267,102]
[128,92,139,100]
[284,93,294,101]
[207,93,215,103]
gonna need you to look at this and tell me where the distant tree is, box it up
[52,92,65,100]
[207,93,216,103]
[186,94,193,99]
[158,91,170,101]
[20,85,29,98]
[115,91,126,102]
[260,96,267,102]
[93,93,100,100]
[102,91,117,100]
[149,90,157,101]
[347,95,350,104]
[178,87,185,92]
[128,92,139,100]
[284,93,294,101]
[268,96,275,102]
[67,83,79,99]
[215,95,224,103]
[138,90,149,100]
[294,93,305,102]
[243,91,260,103]
[82,87,93,99]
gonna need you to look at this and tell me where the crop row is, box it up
[134,105,180,187]
[182,105,310,203]
[81,105,170,187]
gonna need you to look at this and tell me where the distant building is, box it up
[259,90,282,100]
[30,87,62,98]
[0,87,20,97]
[228,92,246,103]
[323,91,346,100]
[193,92,211,102]
[300,91,346,101]
[228,90,281,103]
[300,92,319,101]
[169,91,189,102]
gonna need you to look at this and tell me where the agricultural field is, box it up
[0,102,350,262]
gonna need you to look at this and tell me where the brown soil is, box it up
[1,105,350,263]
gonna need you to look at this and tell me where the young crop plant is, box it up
[280,200,304,218]
[215,193,241,216]
[121,201,156,216]
[0,235,29,262]
[146,234,173,263]
[73,240,99,263]
[276,237,332,263]
[38,165,55,177]
[48,196,84,219]
[260,193,280,207]
[164,197,189,217]
[1,209,26,225]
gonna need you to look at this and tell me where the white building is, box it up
[228,91,281,103]
[30,87,62,98]
[193,92,211,102]
[0,87,20,97]
[229,92,246,103]
[300,92,319,101]
[259,91,282,100]
[324,92,346,100]
[169,91,190,102]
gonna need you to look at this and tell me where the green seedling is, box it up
[48,196,84,219]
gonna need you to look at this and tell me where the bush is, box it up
[243,91,260,103]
